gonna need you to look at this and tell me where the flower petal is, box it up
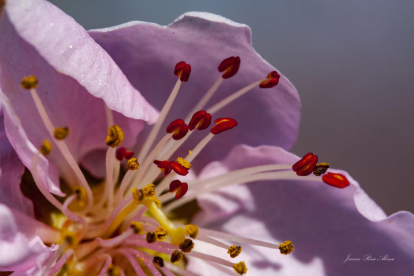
[89,12,300,169]
[4,0,158,122]
[0,14,144,189]
[0,204,57,272]
[192,145,414,275]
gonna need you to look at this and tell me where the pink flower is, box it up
[0,0,413,275]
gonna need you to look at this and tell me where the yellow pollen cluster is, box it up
[149,195,161,207]
[105,125,124,147]
[54,127,70,140]
[142,183,155,197]
[171,250,183,263]
[179,238,194,253]
[73,186,87,208]
[21,75,38,89]
[177,157,191,169]
[39,139,52,156]
[131,188,144,201]
[233,261,248,275]
[227,245,242,258]
[127,158,139,170]
[63,232,79,248]
[155,226,168,240]
[130,221,143,234]
[185,224,199,239]
[279,240,294,255]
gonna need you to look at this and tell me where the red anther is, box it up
[174,61,191,82]
[210,118,238,135]
[170,161,189,176]
[218,56,241,79]
[169,180,189,199]
[322,172,350,189]
[166,119,189,140]
[292,153,318,176]
[154,160,172,175]
[116,147,134,161]
[189,110,212,131]
[259,71,281,88]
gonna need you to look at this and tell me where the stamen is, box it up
[26,81,94,211]
[259,71,280,88]
[279,240,294,255]
[292,152,318,176]
[207,80,263,114]
[233,261,248,275]
[171,250,183,263]
[115,248,146,276]
[103,196,139,237]
[94,147,117,211]
[227,245,242,258]
[61,194,88,239]
[174,61,192,82]
[322,172,350,188]
[54,127,70,140]
[185,224,199,239]
[106,125,124,147]
[97,254,112,276]
[155,226,168,240]
[218,56,241,79]
[196,235,229,249]
[142,183,156,198]
[313,162,330,176]
[153,256,164,267]
[104,103,114,127]
[73,186,88,209]
[166,119,189,140]
[153,160,172,175]
[188,110,212,131]
[167,180,188,200]
[21,75,38,89]
[177,157,191,169]
[107,264,123,276]
[131,221,144,234]
[210,118,238,135]
[49,248,75,275]
[147,232,157,243]
[115,158,140,203]
[186,251,236,269]
[116,147,134,161]
[96,228,134,247]
[179,238,194,253]
[39,139,52,156]
[170,161,189,175]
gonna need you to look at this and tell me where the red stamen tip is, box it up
[210,118,238,135]
[115,147,134,161]
[174,61,192,82]
[218,56,241,79]
[189,110,212,131]
[170,161,189,176]
[166,119,189,140]
[292,152,318,176]
[259,71,281,88]
[322,172,350,189]
[154,160,172,175]
[169,180,189,199]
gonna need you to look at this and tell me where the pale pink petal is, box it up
[191,145,414,275]
[89,12,300,169]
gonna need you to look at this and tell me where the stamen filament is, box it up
[207,80,263,114]
[48,249,74,275]
[96,228,134,247]
[138,78,182,162]
[93,147,116,211]
[30,88,93,212]
[115,248,146,276]
[125,240,175,255]
[62,194,88,239]
[97,254,112,276]
[196,235,229,250]
[115,170,134,204]
[185,76,223,122]
[105,103,114,127]
[128,249,163,276]
[187,251,235,268]
[104,197,141,237]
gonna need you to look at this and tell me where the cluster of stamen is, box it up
[16,56,351,275]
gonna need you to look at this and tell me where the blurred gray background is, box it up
[49,0,414,215]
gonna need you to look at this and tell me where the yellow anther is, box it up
[313,162,330,176]
[132,188,144,201]
[179,238,194,253]
[177,157,191,169]
[185,224,199,239]
[105,125,124,147]
[39,139,52,156]
[171,250,184,263]
[73,186,87,208]
[21,75,38,89]
[149,195,161,208]
[127,158,139,170]
[279,240,294,255]
[63,232,79,248]
[54,127,70,140]
[188,150,192,155]
[108,265,121,276]
[153,256,164,267]
[142,183,155,198]
[227,245,242,258]
[155,226,168,240]
[130,221,143,234]
[146,232,157,243]
[233,261,247,275]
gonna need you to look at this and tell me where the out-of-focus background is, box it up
[49,0,414,215]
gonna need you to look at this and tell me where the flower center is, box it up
[14,57,349,275]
